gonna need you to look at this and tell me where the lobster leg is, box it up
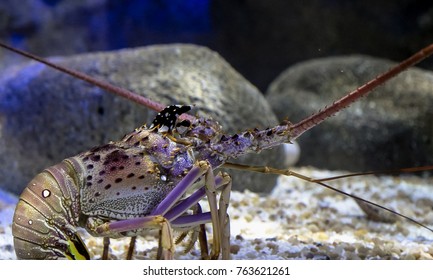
[151,161,210,216]
[164,173,228,221]
[200,162,221,259]
[153,161,230,259]
[126,236,137,260]
[193,205,211,259]
[95,215,175,259]
[92,161,230,259]
[218,175,232,260]
[174,203,208,257]
[102,237,110,260]
[99,236,137,260]
[168,172,232,259]
[198,223,209,259]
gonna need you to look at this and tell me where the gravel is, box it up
[1,167,432,260]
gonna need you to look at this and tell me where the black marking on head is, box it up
[175,119,191,134]
[150,105,192,132]
[176,119,191,127]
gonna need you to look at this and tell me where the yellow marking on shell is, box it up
[66,232,90,260]
[66,239,88,260]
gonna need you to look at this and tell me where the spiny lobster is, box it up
[2,42,433,260]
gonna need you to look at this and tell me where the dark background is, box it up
[1,0,433,92]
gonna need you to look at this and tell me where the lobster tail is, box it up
[12,162,89,259]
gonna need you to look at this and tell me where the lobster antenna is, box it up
[312,165,433,182]
[290,43,433,140]
[223,162,433,233]
[0,42,196,122]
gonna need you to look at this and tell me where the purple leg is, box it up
[94,161,232,259]
[151,164,204,216]
[96,215,175,259]
[171,203,209,258]
[167,168,232,259]
[171,212,212,228]
[164,175,225,221]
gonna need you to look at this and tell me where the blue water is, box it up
[107,0,211,48]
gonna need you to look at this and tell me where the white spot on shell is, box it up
[42,189,51,198]
[161,175,167,181]
[28,220,33,225]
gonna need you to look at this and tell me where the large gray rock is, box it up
[0,44,289,195]
[266,55,433,172]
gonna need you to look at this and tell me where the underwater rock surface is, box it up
[267,55,433,172]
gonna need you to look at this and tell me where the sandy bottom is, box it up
[1,167,433,260]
